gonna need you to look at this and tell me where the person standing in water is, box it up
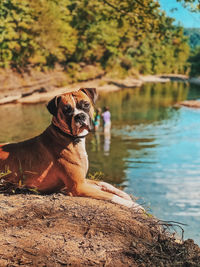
[102,106,111,155]
[102,106,111,134]
[93,107,101,132]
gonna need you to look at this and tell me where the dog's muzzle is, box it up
[74,113,87,124]
[74,112,92,132]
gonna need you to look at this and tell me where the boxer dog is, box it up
[0,88,143,211]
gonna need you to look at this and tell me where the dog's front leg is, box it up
[86,179,132,201]
[60,164,144,211]
[85,179,144,212]
[76,181,141,209]
[80,179,144,211]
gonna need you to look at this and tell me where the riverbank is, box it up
[0,193,199,266]
[0,66,194,105]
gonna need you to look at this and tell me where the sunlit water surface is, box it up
[0,82,200,244]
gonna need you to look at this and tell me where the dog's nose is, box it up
[74,113,86,123]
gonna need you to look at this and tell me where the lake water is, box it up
[0,82,200,244]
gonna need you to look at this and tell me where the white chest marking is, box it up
[78,138,88,173]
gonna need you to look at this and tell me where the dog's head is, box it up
[47,88,97,137]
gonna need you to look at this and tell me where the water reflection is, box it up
[0,104,51,143]
[97,82,189,126]
[87,133,128,185]
[1,82,200,244]
[103,131,111,156]
[90,132,101,152]
[90,128,111,156]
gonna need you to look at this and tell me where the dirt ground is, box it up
[0,193,199,267]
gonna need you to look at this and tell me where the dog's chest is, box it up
[60,138,88,174]
[76,139,88,171]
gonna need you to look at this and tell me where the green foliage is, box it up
[29,0,77,65]
[189,46,200,76]
[1,0,34,67]
[0,0,190,75]
[1,0,77,67]
[177,0,200,11]
[88,172,105,181]
[184,28,200,76]
[0,167,11,179]
[184,28,200,49]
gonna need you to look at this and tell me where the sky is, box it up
[159,0,200,28]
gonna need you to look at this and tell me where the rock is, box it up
[0,95,21,105]
[139,75,171,83]
[106,78,143,88]
[177,100,200,108]
[17,87,73,104]
[189,77,200,85]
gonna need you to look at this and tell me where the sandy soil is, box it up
[0,192,200,266]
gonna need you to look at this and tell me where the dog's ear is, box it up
[80,88,98,104]
[46,96,61,116]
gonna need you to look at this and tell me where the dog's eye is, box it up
[63,104,74,115]
[83,102,90,110]
[77,100,90,112]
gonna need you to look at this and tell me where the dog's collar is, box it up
[51,124,88,142]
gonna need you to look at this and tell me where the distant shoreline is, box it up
[0,72,199,105]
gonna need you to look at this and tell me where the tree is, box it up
[0,0,191,75]
[176,0,200,11]
[189,47,200,76]
[0,0,35,67]
[0,0,77,67]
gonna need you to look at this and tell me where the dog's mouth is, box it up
[77,121,91,132]
[72,121,91,137]
[65,112,93,137]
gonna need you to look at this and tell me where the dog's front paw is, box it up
[99,181,132,201]
[111,195,145,212]
[130,202,145,213]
